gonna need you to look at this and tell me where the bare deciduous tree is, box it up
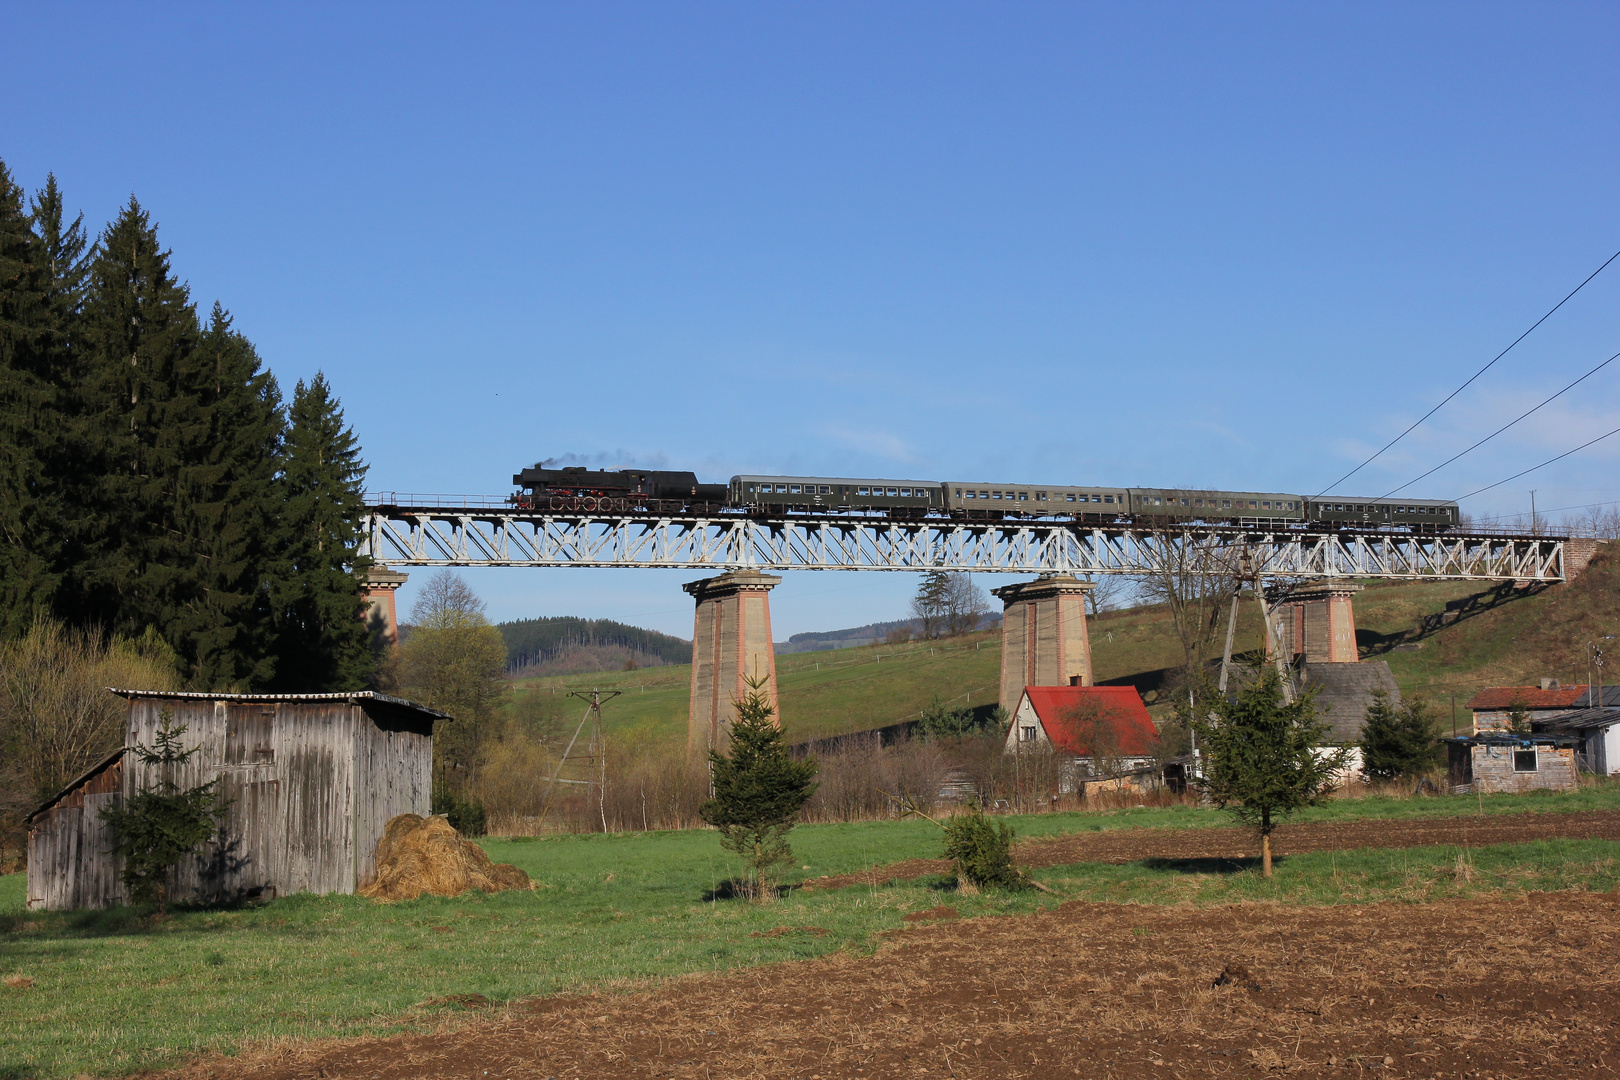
[0,618,177,868]
[1138,530,1242,714]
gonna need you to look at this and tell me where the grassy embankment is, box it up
[5,783,1620,1077]
[513,544,1620,753]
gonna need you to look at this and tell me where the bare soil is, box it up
[801,808,1620,891]
[166,890,1620,1079]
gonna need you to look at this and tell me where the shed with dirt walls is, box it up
[25,690,447,910]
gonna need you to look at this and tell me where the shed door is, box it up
[225,705,276,765]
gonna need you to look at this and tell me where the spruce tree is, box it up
[176,304,284,688]
[0,159,61,637]
[72,197,203,641]
[270,373,373,690]
[699,680,819,901]
[1359,691,1440,781]
[1191,665,1350,877]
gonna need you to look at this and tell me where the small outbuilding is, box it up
[1467,682,1591,733]
[1005,685,1159,794]
[1444,732,1580,795]
[26,690,446,911]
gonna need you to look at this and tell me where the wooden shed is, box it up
[26,690,446,910]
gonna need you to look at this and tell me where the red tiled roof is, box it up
[1467,685,1588,710]
[1021,686,1158,756]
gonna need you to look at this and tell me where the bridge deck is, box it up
[361,502,1567,581]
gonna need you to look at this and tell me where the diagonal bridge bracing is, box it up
[361,505,1566,581]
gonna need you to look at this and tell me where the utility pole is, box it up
[567,689,622,835]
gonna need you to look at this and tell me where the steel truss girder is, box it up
[360,510,1566,581]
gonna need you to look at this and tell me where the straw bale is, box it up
[360,814,532,901]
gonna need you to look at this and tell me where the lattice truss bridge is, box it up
[361,501,1567,582]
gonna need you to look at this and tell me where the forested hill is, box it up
[497,617,691,674]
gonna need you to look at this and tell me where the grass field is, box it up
[4,784,1620,1078]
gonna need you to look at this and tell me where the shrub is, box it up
[941,803,1027,891]
[432,785,487,837]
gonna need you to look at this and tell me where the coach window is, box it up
[1065,493,1075,502]
[1018,492,1028,501]
[788,485,801,495]
[899,488,911,497]
[857,487,870,496]
[1104,495,1115,504]
[886,488,898,497]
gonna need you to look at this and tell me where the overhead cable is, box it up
[1316,247,1620,497]
[1381,347,1620,497]
[1457,423,1620,501]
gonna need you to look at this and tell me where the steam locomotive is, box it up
[512,464,1462,533]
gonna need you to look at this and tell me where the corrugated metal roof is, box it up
[1535,707,1620,732]
[104,688,453,721]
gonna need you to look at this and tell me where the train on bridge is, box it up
[511,464,1462,534]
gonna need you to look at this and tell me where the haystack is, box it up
[360,814,532,901]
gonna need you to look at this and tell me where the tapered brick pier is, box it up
[991,574,1096,709]
[358,565,410,647]
[1271,582,1362,664]
[685,570,782,755]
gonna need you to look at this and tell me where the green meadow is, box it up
[5,784,1620,1078]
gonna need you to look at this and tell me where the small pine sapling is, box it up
[1191,665,1349,878]
[99,711,227,904]
[941,803,1028,892]
[1361,691,1441,780]
[699,677,818,901]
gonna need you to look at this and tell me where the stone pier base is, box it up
[685,570,782,756]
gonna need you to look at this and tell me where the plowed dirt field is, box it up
[167,891,1620,1080]
[801,808,1620,891]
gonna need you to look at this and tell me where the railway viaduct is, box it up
[358,495,1594,755]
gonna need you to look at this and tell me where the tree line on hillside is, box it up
[496,616,691,673]
[0,159,372,691]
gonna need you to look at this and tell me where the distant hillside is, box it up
[776,614,1003,654]
[497,617,691,677]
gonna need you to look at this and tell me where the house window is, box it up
[1021,725,1038,742]
[1513,749,1538,772]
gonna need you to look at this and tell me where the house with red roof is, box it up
[1003,685,1160,793]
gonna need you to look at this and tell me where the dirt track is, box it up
[800,808,1620,891]
[169,891,1620,1079]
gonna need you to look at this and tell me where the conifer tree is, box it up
[1359,691,1440,780]
[0,159,61,637]
[176,305,284,688]
[1191,665,1349,877]
[270,373,373,690]
[699,680,819,901]
[71,197,204,641]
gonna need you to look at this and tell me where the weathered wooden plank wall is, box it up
[351,705,433,886]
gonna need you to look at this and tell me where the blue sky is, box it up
[5,3,1618,637]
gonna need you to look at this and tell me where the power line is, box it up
[1316,247,1620,497]
[1457,422,1620,501]
[1382,347,1620,497]
[1492,497,1620,521]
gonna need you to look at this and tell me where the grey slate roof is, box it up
[1574,686,1620,708]
[1299,661,1401,744]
